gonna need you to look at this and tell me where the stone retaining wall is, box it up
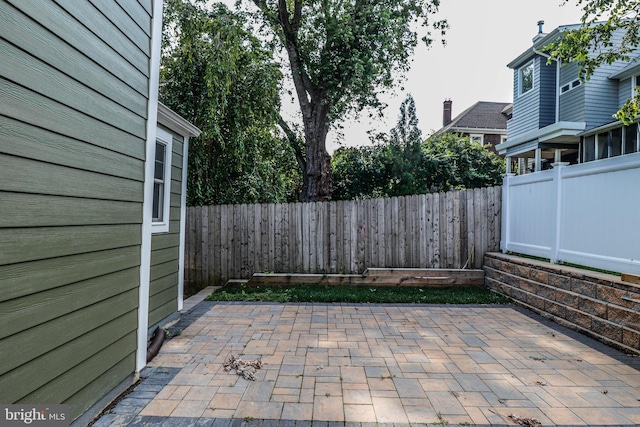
[484,252,640,355]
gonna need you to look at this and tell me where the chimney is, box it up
[443,99,452,126]
[532,20,546,43]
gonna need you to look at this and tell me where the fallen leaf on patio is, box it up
[534,380,547,386]
[508,413,541,427]
[223,354,262,381]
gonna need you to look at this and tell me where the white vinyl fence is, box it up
[501,153,640,274]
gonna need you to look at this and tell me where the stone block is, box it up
[596,285,636,307]
[510,287,527,303]
[607,304,640,330]
[529,268,549,284]
[554,290,579,308]
[536,284,555,300]
[514,264,531,279]
[544,300,566,318]
[622,328,640,351]
[548,273,571,291]
[526,293,546,310]
[571,279,597,298]
[484,266,499,281]
[502,261,517,274]
[591,318,622,343]
[565,307,592,330]
[483,256,500,270]
[578,297,607,319]
[518,277,539,294]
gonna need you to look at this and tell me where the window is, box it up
[633,75,640,96]
[625,123,638,154]
[152,128,173,233]
[609,128,622,157]
[470,134,483,145]
[519,61,534,96]
[597,132,609,159]
[583,135,596,162]
[560,79,581,94]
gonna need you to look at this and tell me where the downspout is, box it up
[178,136,190,311]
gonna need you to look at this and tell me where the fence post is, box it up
[501,174,515,253]
[550,162,569,264]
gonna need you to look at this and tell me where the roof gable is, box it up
[436,101,511,135]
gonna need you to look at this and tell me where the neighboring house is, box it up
[433,99,512,155]
[499,22,640,276]
[497,22,640,173]
[0,1,200,425]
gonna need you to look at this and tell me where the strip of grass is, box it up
[206,285,510,304]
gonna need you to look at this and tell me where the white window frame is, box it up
[470,134,484,145]
[632,74,640,97]
[152,127,173,233]
[560,78,581,95]
[519,61,534,96]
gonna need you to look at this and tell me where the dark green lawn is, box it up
[206,284,511,304]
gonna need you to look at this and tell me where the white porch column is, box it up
[505,156,512,174]
[534,148,542,172]
[554,149,562,163]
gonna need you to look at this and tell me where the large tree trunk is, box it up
[300,133,331,201]
[258,0,333,201]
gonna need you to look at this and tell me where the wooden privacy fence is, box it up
[185,186,502,287]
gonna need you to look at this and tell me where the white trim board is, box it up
[137,0,164,372]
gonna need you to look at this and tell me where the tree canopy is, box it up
[248,0,448,201]
[547,0,640,123]
[331,97,504,200]
[160,0,300,205]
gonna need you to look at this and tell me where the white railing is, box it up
[501,152,640,274]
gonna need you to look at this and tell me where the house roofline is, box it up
[497,121,585,154]
[437,127,507,136]
[433,101,510,136]
[609,58,640,80]
[158,102,202,137]
[507,24,583,69]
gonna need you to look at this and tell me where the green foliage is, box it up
[423,133,505,191]
[248,0,448,201]
[547,0,640,124]
[331,98,505,200]
[160,0,300,205]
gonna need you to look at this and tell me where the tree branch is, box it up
[278,115,306,171]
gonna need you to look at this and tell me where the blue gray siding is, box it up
[538,60,557,127]
[507,56,556,139]
[559,62,585,122]
[618,78,633,108]
[507,60,540,138]
[584,66,624,128]
[0,0,153,421]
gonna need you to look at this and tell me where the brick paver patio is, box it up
[94,299,640,426]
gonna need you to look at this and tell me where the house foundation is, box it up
[484,252,640,355]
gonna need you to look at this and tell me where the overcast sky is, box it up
[314,0,585,152]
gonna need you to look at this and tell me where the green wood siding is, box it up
[148,130,185,328]
[0,0,153,421]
